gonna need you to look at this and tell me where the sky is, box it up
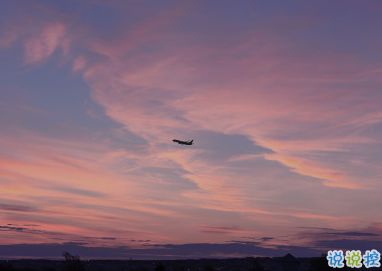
[0,0,382,259]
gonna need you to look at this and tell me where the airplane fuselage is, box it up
[172,139,193,145]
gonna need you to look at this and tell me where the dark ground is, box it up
[0,254,381,271]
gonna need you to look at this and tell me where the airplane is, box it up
[172,139,194,145]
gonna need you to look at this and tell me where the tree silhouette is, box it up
[250,259,265,271]
[62,251,84,271]
[309,255,335,271]
[203,265,215,271]
[154,262,166,271]
[0,262,14,271]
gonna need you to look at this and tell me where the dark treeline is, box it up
[0,253,380,271]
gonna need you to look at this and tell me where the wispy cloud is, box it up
[0,203,38,213]
[24,22,69,64]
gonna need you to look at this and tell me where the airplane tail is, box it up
[190,140,194,144]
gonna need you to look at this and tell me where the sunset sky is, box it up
[1,0,382,259]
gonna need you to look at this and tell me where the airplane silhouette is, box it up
[172,139,194,145]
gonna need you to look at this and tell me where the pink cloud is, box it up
[72,56,87,72]
[81,39,382,191]
[24,22,69,64]
[0,130,192,245]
